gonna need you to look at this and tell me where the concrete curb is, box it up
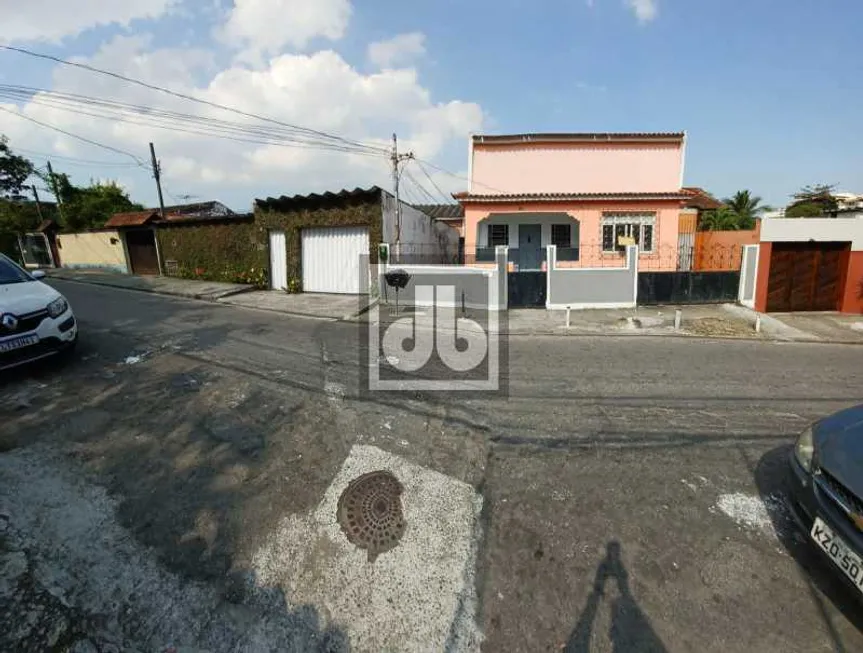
[48,272,256,302]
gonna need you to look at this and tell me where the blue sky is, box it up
[1,0,861,211]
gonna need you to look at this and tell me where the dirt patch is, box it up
[683,317,759,339]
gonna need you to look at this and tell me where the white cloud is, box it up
[626,0,657,23]
[368,32,426,69]
[2,35,483,208]
[219,0,352,60]
[0,0,175,43]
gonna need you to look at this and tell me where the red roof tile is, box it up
[104,210,161,227]
[681,187,723,210]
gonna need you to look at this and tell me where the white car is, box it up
[0,254,77,371]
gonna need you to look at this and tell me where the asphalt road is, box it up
[3,279,863,652]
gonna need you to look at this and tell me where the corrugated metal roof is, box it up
[413,204,465,219]
[104,210,161,227]
[454,191,690,202]
[472,132,685,144]
[255,186,384,213]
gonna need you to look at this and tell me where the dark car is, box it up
[788,404,863,594]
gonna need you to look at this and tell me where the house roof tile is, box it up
[453,191,691,203]
[472,132,685,144]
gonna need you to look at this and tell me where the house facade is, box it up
[456,132,690,271]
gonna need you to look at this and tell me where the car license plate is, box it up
[811,517,863,592]
[0,334,39,353]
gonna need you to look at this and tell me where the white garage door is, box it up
[302,226,370,294]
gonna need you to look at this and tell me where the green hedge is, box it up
[157,222,269,287]
[255,201,382,282]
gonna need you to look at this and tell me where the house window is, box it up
[551,224,571,248]
[601,213,656,253]
[488,224,509,247]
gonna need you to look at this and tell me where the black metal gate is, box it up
[508,271,546,308]
[637,271,740,305]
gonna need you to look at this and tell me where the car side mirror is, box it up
[31,270,46,280]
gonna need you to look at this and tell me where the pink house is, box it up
[454,132,690,271]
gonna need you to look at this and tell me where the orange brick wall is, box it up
[693,223,761,271]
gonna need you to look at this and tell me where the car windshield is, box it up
[0,256,33,284]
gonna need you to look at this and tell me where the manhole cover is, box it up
[337,470,405,563]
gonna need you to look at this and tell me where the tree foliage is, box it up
[45,172,143,230]
[785,184,838,218]
[721,190,770,229]
[0,136,34,199]
[698,189,768,231]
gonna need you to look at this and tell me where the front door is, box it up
[125,229,160,275]
[518,224,542,270]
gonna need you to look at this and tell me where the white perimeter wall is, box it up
[760,217,863,249]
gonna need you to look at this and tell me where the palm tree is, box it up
[698,206,741,231]
[722,190,771,229]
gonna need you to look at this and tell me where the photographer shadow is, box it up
[565,541,667,653]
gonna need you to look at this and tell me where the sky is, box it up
[1,0,861,212]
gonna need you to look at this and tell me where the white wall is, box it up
[760,217,863,249]
[381,191,460,259]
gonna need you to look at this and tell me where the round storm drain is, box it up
[337,470,405,563]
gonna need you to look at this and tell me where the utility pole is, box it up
[390,133,413,263]
[31,185,44,221]
[45,160,65,224]
[149,142,166,219]
[148,142,166,276]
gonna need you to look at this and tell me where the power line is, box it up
[0,85,387,157]
[413,156,508,195]
[12,147,141,168]
[413,159,453,203]
[0,105,147,166]
[0,45,391,155]
[402,168,438,204]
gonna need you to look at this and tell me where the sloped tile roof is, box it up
[413,204,465,219]
[681,187,724,210]
[104,210,161,227]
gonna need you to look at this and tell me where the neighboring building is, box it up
[753,217,863,314]
[412,204,465,236]
[104,202,248,276]
[257,187,458,293]
[455,132,690,270]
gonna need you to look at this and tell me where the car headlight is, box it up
[47,297,68,318]
[795,426,815,472]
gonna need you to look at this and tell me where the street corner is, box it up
[250,444,484,652]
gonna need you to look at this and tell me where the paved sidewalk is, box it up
[48,268,252,301]
[768,311,863,344]
[219,290,373,320]
[367,302,767,339]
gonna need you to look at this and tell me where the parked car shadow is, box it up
[565,541,667,653]
[755,445,863,645]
